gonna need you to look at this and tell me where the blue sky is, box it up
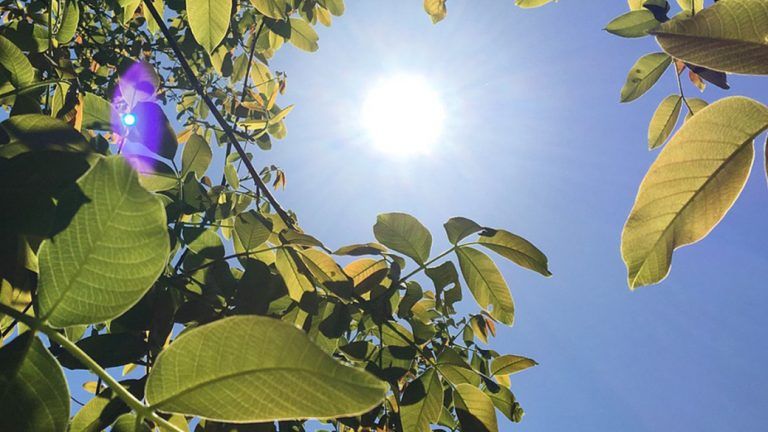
[257,1,768,430]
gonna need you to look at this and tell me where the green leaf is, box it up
[676,0,703,13]
[70,387,130,432]
[515,0,555,8]
[605,10,660,38]
[436,348,481,387]
[648,95,683,150]
[234,210,272,252]
[454,383,498,432]
[456,247,514,325]
[55,0,80,44]
[0,333,69,432]
[250,0,287,19]
[444,217,483,244]
[424,0,447,23]
[125,155,179,192]
[685,97,709,119]
[288,18,319,52]
[373,212,432,264]
[271,104,295,124]
[653,0,768,75]
[181,133,212,178]
[83,92,114,130]
[0,35,35,88]
[322,0,345,16]
[146,0,165,34]
[483,386,520,423]
[275,247,315,301]
[0,114,89,158]
[146,315,388,422]
[187,0,232,53]
[112,413,151,432]
[622,97,768,288]
[477,229,551,276]
[401,369,444,432]
[38,156,170,327]
[620,52,671,103]
[490,355,537,376]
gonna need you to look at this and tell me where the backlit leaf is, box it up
[648,95,683,150]
[374,212,432,264]
[454,383,498,432]
[653,0,768,75]
[0,35,35,87]
[146,315,388,422]
[288,18,319,52]
[0,333,69,432]
[605,10,660,38]
[181,133,212,178]
[38,156,169,327]
[622,97,768,288]
[456,247,514,325]
[250,0,287,19]
[477,229,551,276]
[401,369,443,432]
[424,0,447,23]
[620,52,671,102]
[187,0,232,53]
[490,355,537,376]
[444,217,483,244]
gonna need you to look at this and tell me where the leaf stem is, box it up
[0,303,184,432]
[675,65,695,115]
[399,245,459,283]
[0,79,64,100]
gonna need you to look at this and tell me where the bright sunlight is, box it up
[361,73,446,156]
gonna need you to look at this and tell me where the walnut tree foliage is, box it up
[2,0,765,430]
[0,1,551,431]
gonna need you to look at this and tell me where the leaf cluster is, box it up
[0,1,551,431]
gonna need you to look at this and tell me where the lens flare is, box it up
[122,113,137,127]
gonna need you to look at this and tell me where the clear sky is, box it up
[257,1,768,431]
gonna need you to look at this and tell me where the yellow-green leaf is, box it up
[605,10,660,38]
[38,156,169,327]
[454,383,498,432]
[620,52,671,103]
[515,0,556,8]
[146,316,388,422]
[0,333,69,432]
[288,18,319,52]
[401,369,443,432]
[181,133,212,178]
[275,247,314,301]
[424,0,447,23]
[373,212,432,265]
[187,0,232,54]
[0,35,35,88]
[622,97,768,288]
[653,0,768,75]
[648,95,683,149]
[477,229,551,276]
[490,355,538,376]
[455,246,514,326]
[249,0,287,20]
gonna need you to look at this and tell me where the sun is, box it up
[361,73,446,157]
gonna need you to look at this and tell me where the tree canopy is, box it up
[1,0,767,431]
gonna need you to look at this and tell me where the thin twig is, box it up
[142,0,295,229]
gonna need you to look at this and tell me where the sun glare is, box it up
[361,74,446,157]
